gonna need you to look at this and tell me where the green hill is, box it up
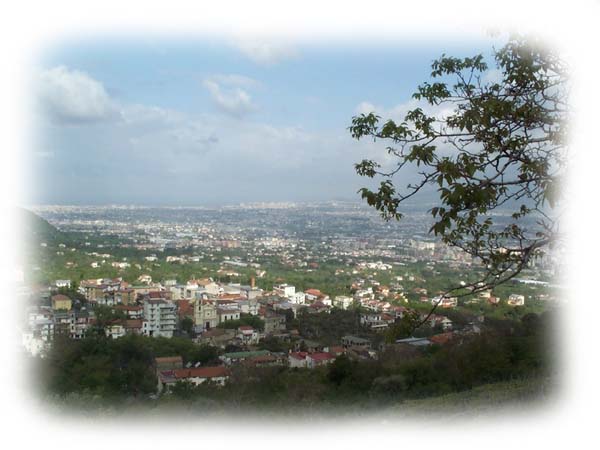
[19,208,70,246]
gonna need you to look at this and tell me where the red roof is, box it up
[308,352,335,362]
[430,332,454,345]
[328,346,345,355]
[176,300,193,317]
[155,356,183,365]
[169,366,230,379]
[305,289,321,295]
[289,352,308,360]
[123,319,143,329]
[115,305,142,311]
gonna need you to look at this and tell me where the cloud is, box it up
[37,66,118,125]
[234,39,296,66]
[202,76,257,118]
[208,73,260,88]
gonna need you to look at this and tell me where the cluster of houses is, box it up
[153,336,378,392]
[21,275,525,361]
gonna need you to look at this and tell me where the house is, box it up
[69,310,93,339]
[236,298,259,316]
[218,308,241,323]
[508,294,525,306]
[288,351,308,368]
[196,328,236,348]
[158,366,230,392]
[273,283,296,298]
[431,295,458,308]
[54,279,71,289]
[305,288,324,302]
[53,311,71,336]
[114,305,143,319]
[51,294,72,311]
[243,354,286,368]
[296,340,324,353]
[264,314,286,334]
[428,314,453,331]
[333,295,354,310]
[341,335,371,349]
[122,319,143,335]
[137,274,152,284]
[154,356,183,375]
[325,346,345,357]
[306,352,336,368]
[237,325,260,345]
[105,323,126,339]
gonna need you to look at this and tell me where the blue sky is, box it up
[31,35,497,205]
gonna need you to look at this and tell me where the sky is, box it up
[30,35,498,206]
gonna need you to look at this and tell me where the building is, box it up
[154,356,183,375]
[54,279,71,289]
[431,295,458,308]
[105,323,126,339]
[508,294,525,306]
[273,283,295,298]
[264,314,286,335]
[237,325,260,345]
[218,308,241,323]
[288,352,308,368]
[342,335,371,349]
[334,296,354,310]
[51,294,72,311]
[158,366,230,392]
[194,299,218,332]
[143,298,177,338]
[306,352,336,369]
[195,328,236,348]
[69,310,93,339]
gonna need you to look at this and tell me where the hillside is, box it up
[19,208,70,247]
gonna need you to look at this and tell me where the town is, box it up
[17,203,559,407]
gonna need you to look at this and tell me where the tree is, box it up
[180,316,194,335]
[385,310,421,343]
[349,36,567,326]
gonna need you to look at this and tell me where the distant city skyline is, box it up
[31,36,498,205]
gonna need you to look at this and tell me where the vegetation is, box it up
[350,36,567,296]
[217,313,265,331]
[36,310,555,410]
[35,335,220,397]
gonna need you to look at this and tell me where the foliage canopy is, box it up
[350,36,568,300]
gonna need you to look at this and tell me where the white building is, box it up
[55,279,72,289]
[334,296,354,310]
[273,283,295,298]
[105,323,126,339]
[143,299,177,338]
[508,294,525,306]
[289,291,306,304]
